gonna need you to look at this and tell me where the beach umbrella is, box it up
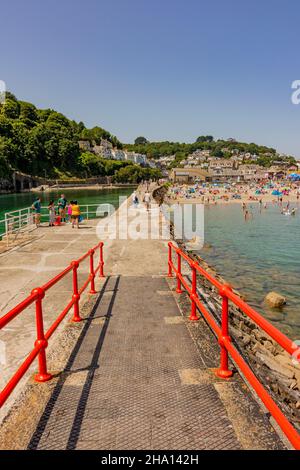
[289,173,300,180]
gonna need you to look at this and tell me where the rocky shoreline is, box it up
[153,185,300,431]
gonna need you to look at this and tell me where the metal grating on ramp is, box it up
[27,276,264,450]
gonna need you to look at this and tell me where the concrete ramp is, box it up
[27,276,284,450]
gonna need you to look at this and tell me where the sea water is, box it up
[0,187,133,234]
[198,202,300,339]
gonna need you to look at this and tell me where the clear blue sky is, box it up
[1,0,300,156]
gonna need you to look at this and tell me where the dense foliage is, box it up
[125,136,296,167]
[0,92,123,179]
[78,152,161,182]
[112,165,161,183]
[125,138,278,159]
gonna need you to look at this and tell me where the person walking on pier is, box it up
[143,190,151,212]
[32,197,41,228]
[58,194,67,222]
[132,191,139,208]
[71,200,81,229]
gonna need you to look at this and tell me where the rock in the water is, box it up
[265,291,286,308]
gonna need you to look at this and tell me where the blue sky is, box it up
[1,0,300,156]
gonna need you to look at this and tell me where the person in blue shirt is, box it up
[32,197,41,227]
[58,194,67,222]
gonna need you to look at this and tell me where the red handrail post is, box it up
[216,285,233,379]
[99,242,105,278]
[33,287,52,383]
[176,250,183,294]
[89,249,97,295]
[189,263,199,321]
[71,260,81,322]
[168,242,173,277]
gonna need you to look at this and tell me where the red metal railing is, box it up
[168,241,300,450]
[0,241,105,408]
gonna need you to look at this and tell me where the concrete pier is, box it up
[0,188,288,449]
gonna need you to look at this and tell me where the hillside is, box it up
[0,93,296,186]
[0,93,160,184]
[126,136,296,168]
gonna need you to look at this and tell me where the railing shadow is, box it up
[28,275,120,450]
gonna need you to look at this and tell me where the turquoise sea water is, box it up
[0,188,133,234]
[0,188,133,220]
[199,203,300,339]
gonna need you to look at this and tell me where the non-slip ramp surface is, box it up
[28,276,247,449]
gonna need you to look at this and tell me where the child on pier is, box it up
[71,201,81,229]
[48,200,56,227]
[67,202,73,222]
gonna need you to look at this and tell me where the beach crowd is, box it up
[167,181,300,204]
[167,181,300,219]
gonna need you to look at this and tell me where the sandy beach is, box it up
[166,183,300,206]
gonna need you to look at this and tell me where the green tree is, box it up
[211,148,224,158]
[113,165,161,183]
[19,101,39,123]
[0,116,13,137]
[134,136,148,145]
[47,111,71,130]
[44,138,59,162]
[1,99,20,119]
[79,152,106,176]
[58,139,79,169]
[196,135,214,143]
[0,136,19,168]
[0,154,11,179]
[38,109,54,122]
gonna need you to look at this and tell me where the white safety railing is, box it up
[0,218,6,240]
[2,207,34,246]
[78,203,113,219]
[0,203,113,244]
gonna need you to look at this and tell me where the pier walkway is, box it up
[29,275,242,450]
[0,189,290,449]
[26,273,284,450]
